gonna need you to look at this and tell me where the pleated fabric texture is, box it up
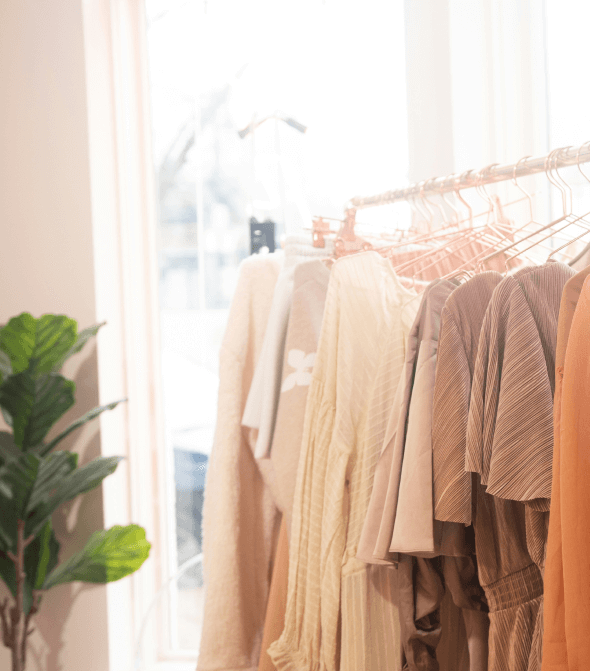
[268,251,419,671]
[432,271,503,525]
[358,279,466,561]
[466,262,574,502]
[358,278,489,671]
[542,267,590,671]
[465,262,575,671]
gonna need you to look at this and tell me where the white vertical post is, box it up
[195,99,207,311]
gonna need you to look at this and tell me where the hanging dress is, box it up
[269,251,419,671]
[199,253,283,671]
[542,267,590,671]
[465,262,574,671]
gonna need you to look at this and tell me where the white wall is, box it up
[0,1,111,669]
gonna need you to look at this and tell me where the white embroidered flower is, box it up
[281,349,316,392]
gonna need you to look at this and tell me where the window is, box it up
[143,0,409,660]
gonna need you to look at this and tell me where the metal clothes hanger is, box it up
[408,166,518,280]
[566,142,590,266]
[538,143,590,263]
[502,146,590,269]
[474,148,576,271]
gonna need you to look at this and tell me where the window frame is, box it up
[82,0,184,667]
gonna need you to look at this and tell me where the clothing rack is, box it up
[349,143,590,210]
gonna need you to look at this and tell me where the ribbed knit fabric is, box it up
[268,251,419,671]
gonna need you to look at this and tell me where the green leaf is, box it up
[0,313,36,375]
[0,453,41,551]
[26,451,78,514]
[0,432,21,496]
[0,432,21,465]
[25,519,60,591]
[0,313,77,376]
[0,373,75,449]
[0,477,11,500]
[43,524,150,589]
[0,350,12,384]
[37,398,126,457]
[25,456,123,539]
[52,322,106,372]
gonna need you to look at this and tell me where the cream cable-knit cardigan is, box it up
[198,253,282,671]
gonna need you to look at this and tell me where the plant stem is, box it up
[11,520,26,671]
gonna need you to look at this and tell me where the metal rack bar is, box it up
[349,143,590,210]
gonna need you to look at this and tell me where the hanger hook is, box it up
[440,174,460,225]
[454,170,474,228]
[577,141,590,185]
[417,181,436,231]
[512,155,534,223]
[545,147,568,218]
[474,164,497,225]
[409,186,429,230]
[423,177,447,227]
[553,146,574,216]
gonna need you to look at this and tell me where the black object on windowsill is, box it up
[250,217,276,255]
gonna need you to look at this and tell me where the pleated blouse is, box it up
[268,251,419,671]
[432,269,536,671]
[433,271,503,525]
[358,278,468,562]
[466,261,574,502]
[464,262,574,671]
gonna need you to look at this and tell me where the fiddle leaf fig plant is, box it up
[0,313,151,671]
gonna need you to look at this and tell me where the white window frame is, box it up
[82,0,190,668]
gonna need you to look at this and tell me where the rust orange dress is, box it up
[542,268,590,671]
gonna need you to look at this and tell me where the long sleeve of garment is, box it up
[198,254,282,671]
[269,252,419,671]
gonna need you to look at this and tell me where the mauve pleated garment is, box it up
[464,262,575,671]
[432,271,503,525]
[542,268,590,671]
[358,279,489,671]
[358,280,464,562]
[432,268,542,671]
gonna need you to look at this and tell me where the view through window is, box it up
[144,0,409,657]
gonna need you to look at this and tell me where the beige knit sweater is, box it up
[198,253,282,671]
